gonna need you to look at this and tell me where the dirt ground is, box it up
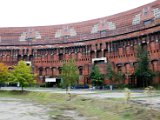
[0,89,159,120]
[131,97,160,110]
[0,98,49,120]
[81,93,160,110]
[0,97,91,120]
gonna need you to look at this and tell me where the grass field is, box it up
[0,90,160,120]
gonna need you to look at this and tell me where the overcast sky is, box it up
[0,0,156,27]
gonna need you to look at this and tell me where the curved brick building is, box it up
[0,1,159,87]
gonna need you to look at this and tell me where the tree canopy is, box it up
[60,59,79,89]
[9,60,35,91]
[106,62,114,83]
[135,45,155,87]
[106,62,124,84]
[0,63,9,88]
[90,65,103,86]
[114,70,125,84]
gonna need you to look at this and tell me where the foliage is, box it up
[0,63,9,88]
[9,60,35,91]
[134,46,155,87]
[106,62,114,83]
[60,59,79,100]
[114,71,125,84]
[90,65,104,86]
[60,59,79,89]
[106,62,125,85]
[115,84,129,89]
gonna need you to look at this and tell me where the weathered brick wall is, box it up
[0,0,159,85]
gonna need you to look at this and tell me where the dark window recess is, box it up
[64,35,69,39]
[97,51,102,58]
[39,69,43,76]
[95,44,98,49]
[26,49,29,54]
[143,19,152,25]
[79,68,83,75]
[117,66,122,71]
[23,49,25,54]
[94,60,105,64]
[106,43,108,49]
[100,30,107,35]
[26,63,30,66]
[59,54,63,61]
[59,68,62,74]
[100,43,102,49]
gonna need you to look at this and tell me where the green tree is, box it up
[9,60,35,92]
[90,65,103,87]
[106,62,115,84]
[60,59,79,99]
[135,46,155,87]
[0,63,9,89]
[106,62,125,86]
[114,70,125,84]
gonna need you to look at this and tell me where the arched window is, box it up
[78,66,83,75]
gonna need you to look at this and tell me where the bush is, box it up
[151,84,160,90]
[39,83,46,87]
[115,84,129,89]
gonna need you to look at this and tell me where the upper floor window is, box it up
[132,14,141,25]
[91,24,99,34]
[107,22,116,30]
[153,8,160,19]
[142,7,148,15]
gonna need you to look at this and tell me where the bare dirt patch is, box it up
[0,97,91,120]
[131,97,160,110]
[0,98,49,120]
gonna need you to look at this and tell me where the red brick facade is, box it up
[0,1,159,86]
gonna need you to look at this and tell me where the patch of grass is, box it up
[0,90,160,120]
